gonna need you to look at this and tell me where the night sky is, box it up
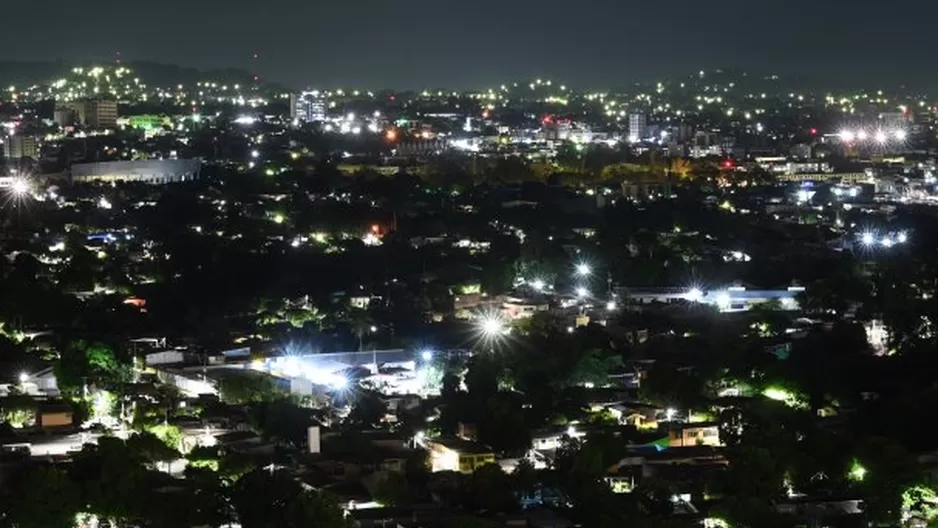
[2,0,935,90]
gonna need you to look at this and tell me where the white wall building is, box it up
[71,159,201,184]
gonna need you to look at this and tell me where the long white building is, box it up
[70,159,201,184]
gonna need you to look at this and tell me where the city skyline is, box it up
[1,0,937,90]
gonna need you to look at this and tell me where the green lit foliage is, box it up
[147,423,184,451]
[187,445,221,471]
[54,341,131,396]
[902,485,938,525]
[1,466,80,528]
[216,372,282,405]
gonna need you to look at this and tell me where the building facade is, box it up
[57,99,119,129]
[2,135,39,160]
[71,159,201,184]
[628,112,647,142]
[292,91,327,123]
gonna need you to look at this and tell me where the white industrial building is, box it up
[71,159,201,184]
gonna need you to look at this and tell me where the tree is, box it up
[127,431,179,467]
[232,469,349,528]
[55,341,131,396]
[465,463,518,512]
[217,373,282,405]
[512,457,539,499]
[187,445,221,471]
[372,471,412,506]
[346,391,388,428]
[68,436,154,525]
[2,466,81,528]
[569,350,623,387]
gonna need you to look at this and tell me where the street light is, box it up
[576,287,589,298]
[685,288,703,303]
[480,316,505,338]
[860,232,875,246]
[420,349,433,362]
[10,178,29,197]
[575,263,591,277]
[18,372,28,384]
[715,292,732,311]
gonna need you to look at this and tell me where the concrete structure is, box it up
[628,112,647,142]
[776,172,871,184]
[2,135,39,160]
[71,159,201,184]
[667,422,722,447]
[619,285,803,312]
[292,91,327,123]
[59,99,119,129]
[427,437,495,473]
[145,350,189,366]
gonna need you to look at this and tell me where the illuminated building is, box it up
[291,91,327,123]
[57,99,119,129]
[70,159,201,184]
[628,112,647,142]
[2,135,39,160]
[667,422,722,447]
[427,437,495,473]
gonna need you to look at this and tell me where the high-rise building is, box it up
[57,99,119,129]
[628,112,647,142]
[2,135,39,160]
[291,91,327,124]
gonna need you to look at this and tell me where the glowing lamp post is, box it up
[10,178,29,197]
[478,315,507,353]
[685,288,704,303]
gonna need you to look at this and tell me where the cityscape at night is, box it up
[4,5,938,526]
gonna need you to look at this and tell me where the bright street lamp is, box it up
[715,292,732,311]
[480,315,506,339]
[18,372,28,384]
[575,263,591,277]
[685,288,703,303]
[420,349,433,362]
[860,232,875,246]
[10,178,29,196]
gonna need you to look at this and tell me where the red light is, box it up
[482,110,489,119]
[371,224,380,234]
[390,95,396,101]
[723,160,734,169]
[810,128,817,135]
[542,115,553,125]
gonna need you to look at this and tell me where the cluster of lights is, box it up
[839,128,907,144]
[859,230,908,248]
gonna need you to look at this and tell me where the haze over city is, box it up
[2,0,937,89]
